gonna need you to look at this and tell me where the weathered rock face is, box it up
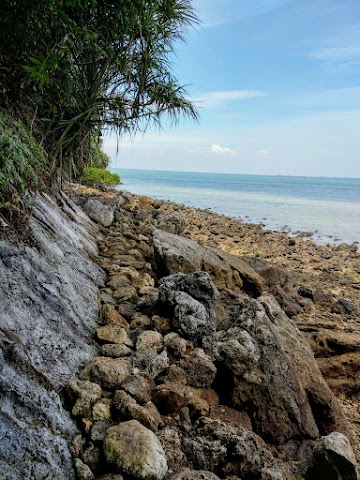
[153,228,264,296]
[215,294,348,446]
[0,193,105,479]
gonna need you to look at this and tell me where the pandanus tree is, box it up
[0,0,199,179]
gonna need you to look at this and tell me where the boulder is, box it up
[181,417,277,478]
[159,272,218,342]
[104,420,168,479]
[84,198,115,227]
[307,432,358,480]
[80,357,130,390]
[216,295,348,447]
[153,229,264,296]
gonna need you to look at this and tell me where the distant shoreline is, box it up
[111,169,360,247]
[111,167,360,181]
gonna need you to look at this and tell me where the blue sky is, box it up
[105,0,360,177]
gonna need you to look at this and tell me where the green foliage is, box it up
[0,0,199,188]
[85,137,110,169]
[82,167,121,186]
[0,111,47,212]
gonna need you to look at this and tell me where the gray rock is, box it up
[104,420,168,479]
[153,228,264,296]
[0,193,104,479]
[159,272,218,342]
[74,458,95,480]
[307,432,358,480]
[132,348,170,379]
[84,198,115,227]
[168,469,221,480]
[181,417,276,478]
[220,294,348,447]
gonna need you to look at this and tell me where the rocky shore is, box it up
[65,183,359,480]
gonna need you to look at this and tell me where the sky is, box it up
[104,0,360,177]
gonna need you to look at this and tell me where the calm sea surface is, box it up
[111,169,360,245]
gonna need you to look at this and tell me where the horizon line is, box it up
[109,166,360,181]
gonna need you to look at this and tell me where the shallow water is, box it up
[112,168,360,245]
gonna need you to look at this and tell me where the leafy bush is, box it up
[0,111,47,214]
[82,167,121,186]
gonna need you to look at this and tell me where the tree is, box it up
[0,0,199,179]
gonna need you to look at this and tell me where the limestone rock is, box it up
[84,198,114,227]
[307,432,358,480]
[181,417,276,478]
[159,272,218,342]
[102,305,129,329]
[220,294,348,446]
[101,344,133,358]
[180,348,217,388]
[80,357,130,390]
[121,373,153,404]
[153,228,264,296]
[112,285,138,303]
[168,469,221,480]
[112,390,161,431]
[104,420,168,479]
[74,458,95,480]
[132,348,169,379]
[67,380,102,418]
[97,325,133,346]
[137,330,164,353]
[157,427,186,471]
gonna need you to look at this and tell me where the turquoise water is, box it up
[111,169,360,245]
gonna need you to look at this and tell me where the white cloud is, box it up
[257,149,270,156]
[197,90,266,107]
[309,24,360,70]
[211,144,238,155]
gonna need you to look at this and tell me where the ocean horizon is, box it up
[111,168,360,245]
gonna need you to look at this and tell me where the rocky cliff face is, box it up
[0,193,105,479]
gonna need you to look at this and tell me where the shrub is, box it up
[82,167,121,187]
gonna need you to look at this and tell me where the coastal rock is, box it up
[180,348,217,388]
[104,420,168,479]
[158,272,219,342]
[307,432,358,480]
[217,294,348,446]
[153,229,264,296]
[80,357,130,390]
[74,458,95,480]
[156,211,186,234]
[121,373,152,404]
[181,417,277,478]
[67,380,102,418]
[112,390,161,431]
[0,193,104,479]
[84,198,115,227]
[168,469,221,480]
[97,325,133,346]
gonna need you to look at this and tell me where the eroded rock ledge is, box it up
[66,186,359,480]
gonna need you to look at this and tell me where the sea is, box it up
[111,168,360,246]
